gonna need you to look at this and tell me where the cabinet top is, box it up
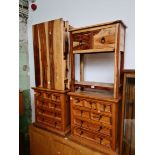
[69,20,126,32]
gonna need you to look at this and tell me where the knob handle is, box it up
[101,37,105,44]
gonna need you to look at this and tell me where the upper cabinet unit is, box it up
[71,20,126,54]
[33,18,70,91]
[69,20,126,98]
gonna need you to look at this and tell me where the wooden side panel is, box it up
[64,21,70,89]
[53,19,64,90]
[48,20,55,89]
[114,24,120,98]
[33,25,40,87]
[119,24,125,52]
[44,22,51,89]
[38,23,48,88]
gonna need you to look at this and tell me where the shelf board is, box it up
[75,81,114,90]
[73,48,114,54]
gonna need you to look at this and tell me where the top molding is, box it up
[69,20,127,32]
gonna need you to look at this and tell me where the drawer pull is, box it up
[101,37,105,44]
[80,131,83,135]
[79,40,83,45]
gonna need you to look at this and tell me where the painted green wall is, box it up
[19,1,32,154]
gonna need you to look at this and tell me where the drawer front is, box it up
[35,91,61,102]
[73,126,112,148]
[36,97,61,110]
[74,118,111,136]
[72,25,116,51]
[36,114,62,130]
[36,108,62,121]
[71,97,112,114]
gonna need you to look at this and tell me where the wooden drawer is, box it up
[35,91,61,102]
[36,108,62,121]
[36,114,62,130]
[72,25,116,51]
[73,118,111,136]
[72,97,112,114]
[73,126,112,148]
[36,95,61,111]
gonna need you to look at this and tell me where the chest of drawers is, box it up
[33,87,70,136]
[69,92,122,154]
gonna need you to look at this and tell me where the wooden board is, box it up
[69,20,126,33]
[32,18,70,90]
[29,124,104,155]
[73,48,114,54]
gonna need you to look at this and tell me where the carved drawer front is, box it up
[36,97,49,108]
[97,102,112,114]
[49,101,61,110]
[73,127,99,143]
[72,97,84,106]
[73,109,81,117]
[96,135,112,148]
[104,105,111,113]
[90,113,101,121]
[83,100,92,108]
[100,116,111,125]
[36,114,62,130]
[81,111,90,119]
[73,126,112,148]
[72,25,116,51]
[37,108,62,121]
[100,126,111,136]
[73,118,112,136]
[35,91,61,102]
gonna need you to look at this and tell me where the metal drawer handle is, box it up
[101,37,105,44]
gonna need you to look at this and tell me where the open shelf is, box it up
[75,81,114,90]
[73,48,115,54]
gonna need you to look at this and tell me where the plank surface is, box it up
[33,25,41,87]
[32,18,70,90]
[48,20,55,89]
[73,48,114,54]
[38,23,48,88]
[69,20,126,33]
[53,19,64,90]
[75,81,114,90]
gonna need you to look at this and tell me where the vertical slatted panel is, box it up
[38,29,43,87]
[53,19,64,90]
[33,25,40,87]
[33,18,69,90]
[48,21,55,89]
[38,23,48,88]
[44,22,51,89]
[64,21,70,89]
